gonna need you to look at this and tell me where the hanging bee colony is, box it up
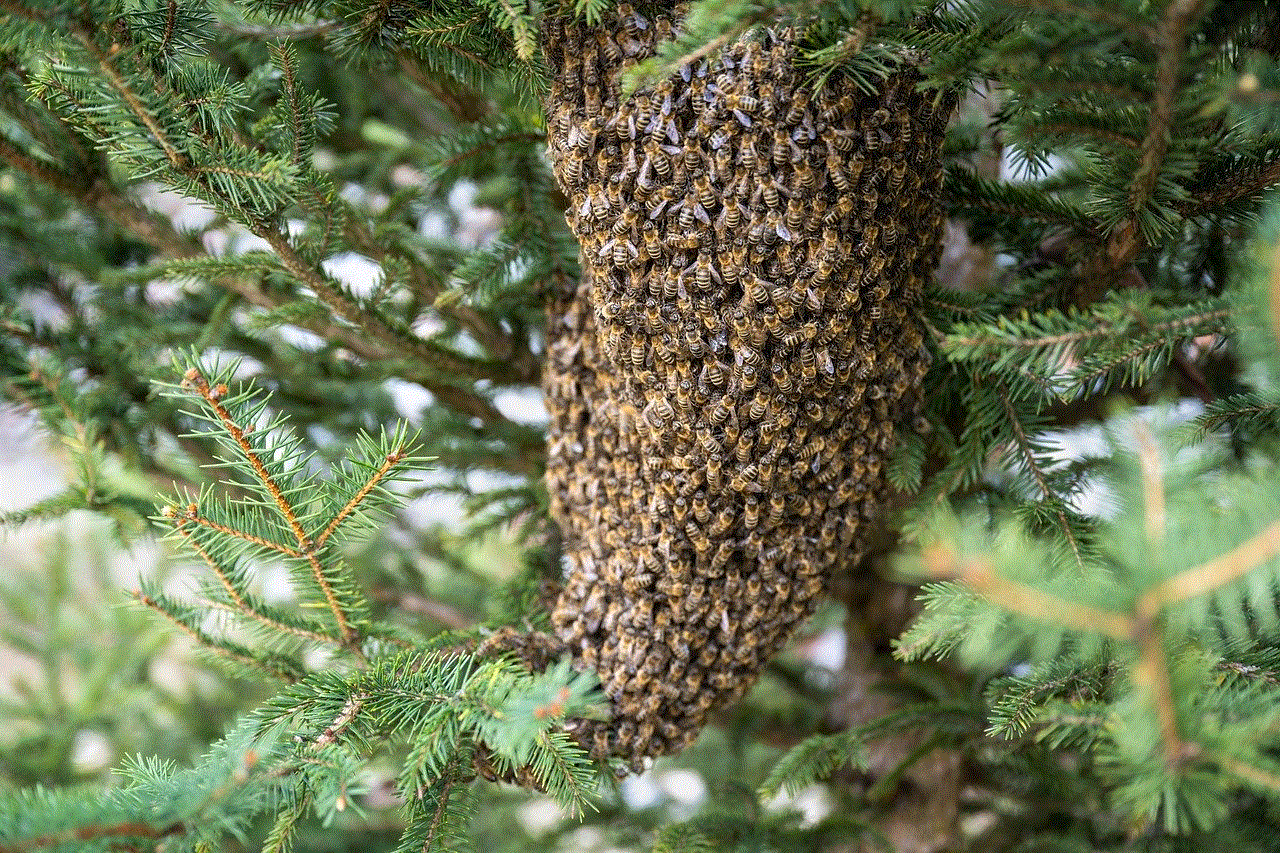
[518,3,955,768]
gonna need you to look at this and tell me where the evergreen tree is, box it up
[0,1,1278,851]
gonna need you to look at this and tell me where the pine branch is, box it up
[179,367,357,649]
[1128,0,1206,231]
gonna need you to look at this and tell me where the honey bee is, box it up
[686,253,721,292]
[652,145,674,180]
[684,328,707,359]
[643,299,664,335]
[773,362,795,394]
[820,92,858,123]
[887,160,907,195]
[612,201,642,235]
[784,88,810,125]
[693,173,717,211]
[827,128,855,152]
[629,337,648,370]
[599,237,639,268]
[784,198,806,234]
[823,194,855,226]
[771,128,798,166]
[562,149,587,186]
[798,347,817,383]
[791,159,817,193]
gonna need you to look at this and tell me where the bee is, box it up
[771,128,798,166]
[643,299,664,335]
[887,160,908,195]
[641,221,664,261]
[784,197,806,234]
[826,152,852,193]
[738,138,759,173]
[784,88,810,125]
[700,505,732,540]
[747,391,769,421]
[767,210,792,242]
[799,347,817,383]
[672,495,689,525]
[860,185,879,214]
[823,194,855,226]
[828,128,856,152]
[781,320,819,348]
[820,92,858,123]
[675,197,710,230]
[858,223,881,258]
[685,327,708,359]
[647,185,677,219]
[693,173,717,211]
[766,492,787,526]
[674,379,694,414]
[773,361,795,394]
[756,177,788,209]
[599,237,639,268]
[612,201,642,235]
[791,160,817,193]
[706,454,724,492]
[629,337,648,370]
[619,3,648,36]
[724,92,758,127]
[894,107,914,148]
[652,145,674,180]
[688,527,712,559]
[702,361,728,391]
[599,34,623,64]
[708,394,733,425]
[562,150,587,186]
[686,253,721,292]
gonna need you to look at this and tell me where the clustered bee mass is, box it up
[503,4,954,768]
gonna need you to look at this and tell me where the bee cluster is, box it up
[534,4,954,767]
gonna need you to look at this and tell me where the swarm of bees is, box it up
[532,4,955,768]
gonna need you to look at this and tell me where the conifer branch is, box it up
[1185,156,1280,212]
[919,543,1133,638]
[1128,0,1205,225]
[315,695,366,748]
[1139,519,1280,612]
[77,31,187,170]
[134,591,295,679]
[0,134,200,258]
[997,385,1085,571]
[0,819,185,853]
[314,450,402,550]
[1214,755,1280,793]
[166,514,252,608]
[1130,430,1183,765]
[180,368,357,648]
[259,229,519,385]
[199,598,337,646]
[1010,0,1153,37]
[168,504,305,560]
